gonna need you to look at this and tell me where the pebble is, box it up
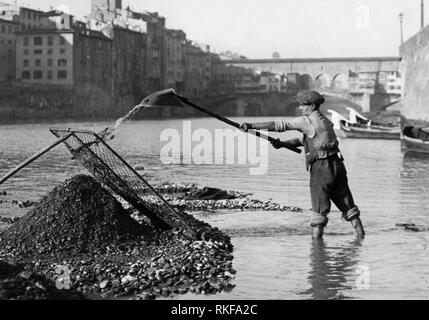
[18,271,33,280]
[121,275,137,285]
[99,280,110,289]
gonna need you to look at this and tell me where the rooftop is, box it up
[0,17,19,24]
[227,57,401,64]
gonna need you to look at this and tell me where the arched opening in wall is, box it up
[315,74,332,89]
[298,74,314,91]
[332,73,348,91]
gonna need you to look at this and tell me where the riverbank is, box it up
[0,174,305,300]
[0,175,305,300]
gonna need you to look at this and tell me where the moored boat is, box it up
[328,108,401,139]
[339,120,401,139]
[402,126,429,154]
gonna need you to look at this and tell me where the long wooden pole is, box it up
[0,133,73,186]
[176,95,302,154]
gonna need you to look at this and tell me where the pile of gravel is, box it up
[0,175,151,257]
[0,175,235,299]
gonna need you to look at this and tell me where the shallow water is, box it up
[1,117,429,300]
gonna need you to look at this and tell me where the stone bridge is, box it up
[226,57,401,92]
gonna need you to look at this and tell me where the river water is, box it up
[1,117,429,300]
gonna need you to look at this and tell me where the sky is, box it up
[13,0,426,58]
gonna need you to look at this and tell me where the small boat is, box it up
[328,108,401,140]
[402,126,429,154]
[339,121,401,139]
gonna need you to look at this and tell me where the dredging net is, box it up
[49,128,192,233]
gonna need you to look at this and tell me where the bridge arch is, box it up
[298,74,314,90]
[332,73,349,90]
[315,73,332,89]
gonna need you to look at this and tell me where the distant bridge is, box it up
[226,56,401,91]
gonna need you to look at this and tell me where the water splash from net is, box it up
[99,103,147,142]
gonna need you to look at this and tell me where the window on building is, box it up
[59,37,66,45]
[22,71,31,79]
[23,37,29,46]
[47,36,53,46]
[59,48,65,54]
[47,59,53,67]
[33,36,42,45]
[8,26,11,33]
[0,25,5,33]
[33,49,42,55]
[58,59,67,67]
[57,70,67,79]
[35,59,41,67]
[47,70,53,79]
[33,71,43,79]
[23,49,29,55]
[47,48,53,55]
[23,59,29,67]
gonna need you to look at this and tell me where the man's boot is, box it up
[350,217,365,237]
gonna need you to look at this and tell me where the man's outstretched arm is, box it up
[271,137,304,150]
[240,121,276,132]
[240,117,313,134]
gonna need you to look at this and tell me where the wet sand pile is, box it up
[155,182,303,213]
[0,175,235,299]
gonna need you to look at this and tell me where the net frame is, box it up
[50,128,192,232]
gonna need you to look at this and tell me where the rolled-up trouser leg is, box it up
[342,206,361,222]
[310,213,329,228]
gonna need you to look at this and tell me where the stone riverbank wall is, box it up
[0,84,136,121]
[400,25,429,123]
[0,85,300,122]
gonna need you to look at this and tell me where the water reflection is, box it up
[402,151,429,165]
[400,152,429,225]
[302,237,363,300]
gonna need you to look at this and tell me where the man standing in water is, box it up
[240,90,365,239]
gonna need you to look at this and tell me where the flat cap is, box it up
[295,90,325,105]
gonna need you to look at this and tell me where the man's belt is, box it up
[316,150,340,159]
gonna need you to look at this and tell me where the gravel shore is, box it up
[0,175,235,300]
